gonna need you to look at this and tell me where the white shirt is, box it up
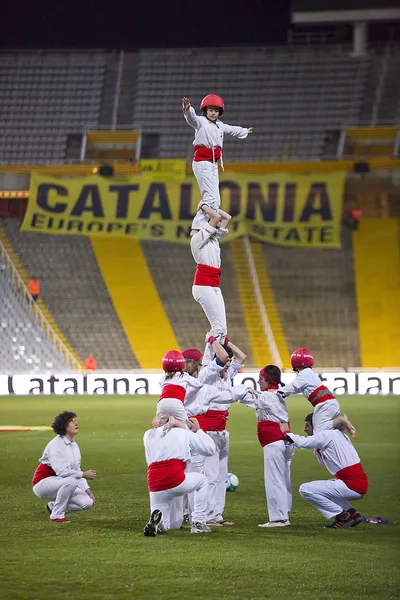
[190,222,227,268]
[278,368,327,400]
[199,358,243,388]
[286,429,361,475]
[185,382,251,416]
[143,426,216,466]
[159,371,203,394]
[241,389,290,423]
[184,106,249,149]
[38,435,88,489]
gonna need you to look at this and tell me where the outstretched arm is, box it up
[182,97,202,129]
[285,431,331,450]
[222,123,253,138]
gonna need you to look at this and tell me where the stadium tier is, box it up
[4,218,399,370]
[0,241,74,373]
[0,45,399,163]
[133,46,369,160]
[0,52,106,163]
[0,220,138,370]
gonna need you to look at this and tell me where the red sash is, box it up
[257,420,290,447]
[194,410,228,432]
[193,264,221,287]
[308,385,336,407]
[193,146,221,162]
[32,463,56,486]
[335,462,368,495]
[158,384,186,403]
[147,459,186,492]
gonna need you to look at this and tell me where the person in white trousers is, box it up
[32,411,96,523]
[283,414,368,528]
[240,365,294,528]
[182,94,252,231]
[183,358,253,525]
[278,348,356,437]
[197,333,247,526]
[143,416,216,535]
[190,208,231,351]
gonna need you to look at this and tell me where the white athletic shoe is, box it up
[258,520,291,528]
[191,521,212,534]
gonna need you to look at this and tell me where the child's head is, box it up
[200,94,224,120]
[290,348,314,372]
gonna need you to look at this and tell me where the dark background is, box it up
[292,0,400,10]
[0,0,290,49]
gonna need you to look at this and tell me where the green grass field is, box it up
[0,395,399,600]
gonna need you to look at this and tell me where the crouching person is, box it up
[32,411,96,523]
[282,414,367,529]
[143,415,216,536]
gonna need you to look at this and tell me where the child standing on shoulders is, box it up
[182,94,253,230]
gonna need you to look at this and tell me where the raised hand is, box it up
[182,97,191,110]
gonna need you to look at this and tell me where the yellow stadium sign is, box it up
[140,159,186,180]
[23,172,345,247]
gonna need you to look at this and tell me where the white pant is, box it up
[312,400,340,433]
[204,431,229,521]
[192,285,227,340]
[186,451,207,520]
[263,441,294,521]
[33,476,93,519]
[149,472,208,530]
[157,398,188,422]
[192,160,220,209]
[299,479,363,519]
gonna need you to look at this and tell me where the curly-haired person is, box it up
[32,411,96,523]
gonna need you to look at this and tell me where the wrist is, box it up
[207,335,217,345]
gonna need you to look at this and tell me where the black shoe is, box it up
[348,508,363,527]
[143,510,163,537]
[324,511,354,529]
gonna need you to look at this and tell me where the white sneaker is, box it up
[191,521,212,534]
[258,520,291,528]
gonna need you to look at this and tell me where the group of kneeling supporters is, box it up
[32,343,367,534]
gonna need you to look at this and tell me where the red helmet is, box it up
[200,94,224,115]
[290,348,314,370]
[182,348,203,362]
[162,350,185,372]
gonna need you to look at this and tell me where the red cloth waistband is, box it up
[193,146,221,162]
[335,462,368,495]
[193,264,222,287]
[308,385,336,407]
[147,458,186,492]
[194,410,228,432]
[257,420,290,447]
[159,384,186,403]
[32,463,56,486]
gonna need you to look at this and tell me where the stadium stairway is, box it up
[230,239,273,368]
[91,238,179,368]
[0,223,82,368]
[141,240,255,365]
[250,241,291,369]
[1,220,138,370]
[352,218,400,367]
[261,230,361,368]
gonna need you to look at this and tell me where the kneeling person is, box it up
[32,411,96,523]
[283,414,368,528]
[143,416,216,536]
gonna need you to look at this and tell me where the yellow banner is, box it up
[23,172,345,247]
